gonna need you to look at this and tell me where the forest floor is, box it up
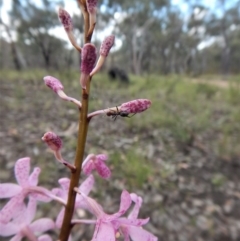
[0,70,240,241]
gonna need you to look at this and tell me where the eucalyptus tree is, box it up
[10,0,66,68]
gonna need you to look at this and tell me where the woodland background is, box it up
[0,0,240,241]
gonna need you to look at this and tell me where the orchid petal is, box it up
[51,188,60,196]
[76,175,95,208]
[30,218,55,233]
[118,217,150,226]
[110,190,131,220]
[0,184,22,198]
[56,208,65,229]
[0,222,19,236]
[82,160,95,175]
[26,198,37,224]
[79,192,104,218]
[95,159,111,179]
[28,167,41,186]
[15,157,30,187]
[31,192,52,202]
[59,178,70,192]
[12,201,27,224]
[128,194,142,220]
[96,154,108,162]
[79,175,94,195]
[0,192,25,223]
[91,221,115,241]
[10,233,23,241]
[128,226,158,241]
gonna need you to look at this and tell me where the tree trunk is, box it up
[2,22,21,70]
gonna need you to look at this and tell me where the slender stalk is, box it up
[77,0,90,43]
[59,82,90,241]
[59,2,92,240]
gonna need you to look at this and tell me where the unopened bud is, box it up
[58,7,81,52]
[42,132,62,151]
[44,76,63,93]
[58,7,73,32]
[86,0,98,14]
[100,35,115,57]
[90,35,115,76]
[120,99,152,113]
[44,76,81,108]
[80,43,97,89]
[86,0,98,33]
[42,132,76,172]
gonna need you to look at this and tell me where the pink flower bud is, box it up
[43,76,63,93]
[42,132,62,151]
[44,76,81,107]
[120,99,152,113]
[90,35,115,76]
[100,35,115,57]
[81,44,97,74]
[42,132,75,172]
[86,0,98,14]
[80,44,97,89]
[58,7,73,32]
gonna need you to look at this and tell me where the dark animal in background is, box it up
[108,67,129,83]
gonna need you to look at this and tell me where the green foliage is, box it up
[111,148,153,189]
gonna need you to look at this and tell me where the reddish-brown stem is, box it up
[58,83,90,241]
[77,0,90,43]
[58,1,91,240]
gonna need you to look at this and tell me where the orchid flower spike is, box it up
[90,35,115,76]
[82,154,111,179]
[42,132,76,172]
[80,43,97,89]
[58,7,81,52]
[43,76,81,108]
[86,0,98,34]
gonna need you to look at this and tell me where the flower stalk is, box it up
[58,76,91,240]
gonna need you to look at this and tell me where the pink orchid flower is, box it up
[117,193,158,241]
[0,157,52,224]
[73,189,131,240]
[82,154,111,179]
[53,175,95,229]
[0,197,55,241]
[73,190,158,241]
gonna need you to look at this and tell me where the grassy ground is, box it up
[0,69,240,241]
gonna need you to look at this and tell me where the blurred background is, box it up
[0,0,240,241]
